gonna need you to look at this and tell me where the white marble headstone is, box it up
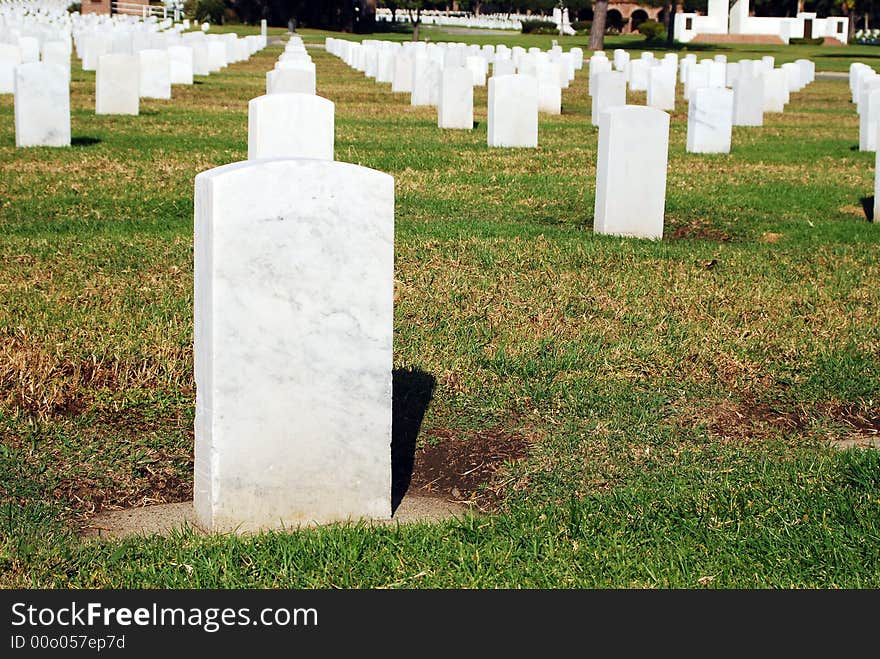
[248,93,334,160]
[687,87,733,154]
[14,62,70,147]
[438,66,473,130]
[193,159,394,532]
[96,53,139,115]
[487,74,538,148]
[138,49,171,99]
[594,105,669,240]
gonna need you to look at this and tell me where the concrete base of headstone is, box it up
[81,495,471,538]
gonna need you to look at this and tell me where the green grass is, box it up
[1,29,879,588]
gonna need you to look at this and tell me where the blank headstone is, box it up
[168,46,194,85]
[860,87,880,151]
[0,44,22,94]
[41,41,70,79]
[537,61,562,115]
[647,65,675,112]
[391,55,413,93]
[466,55,487,86]
[493,60,516,77]
[18,36,39,64]
[207,41,226,72]
[248,93,334,160]
[627,59,649,92]
[267,67,316,94]
[592,70,626,127]
[96,54,139,115]
[192,44,210,76]
[411,58,440,107]
[594,105,669,240]
[14,63,70,147]
[487,74,538,148]
[732,74,764,127]
[763,69,787,113]
[193,159,394,531]
[687,87,733,154]
[139,49,171,99]
[438,66,473,130]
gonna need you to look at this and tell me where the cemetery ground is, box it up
[1,27,879,589]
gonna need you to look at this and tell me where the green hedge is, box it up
[521,19,557,34]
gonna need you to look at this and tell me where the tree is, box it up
[588,0,607,50]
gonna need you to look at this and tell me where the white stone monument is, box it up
[139,49,171,99]
[487,74,538,148]
[248,93,334,160]
[168,46,194,85]
[732,74,764,127]
[438,66,473,130]
[647,65,676,112]
[14,63,70,148]
[96,54,139,115]
[592,71,626,127]
[687,87,733,154]
[193,159,394,531]
[594,105,669,240]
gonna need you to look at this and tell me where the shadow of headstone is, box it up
[391,367,436,513]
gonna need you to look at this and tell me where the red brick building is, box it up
[80,0,151,16]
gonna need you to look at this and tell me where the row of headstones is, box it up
[591,50,815,154]
[326,37,583,115]
[265,35,316,95]
[325,37,586,143]
[850,62,880,151]
[8,28,266,146]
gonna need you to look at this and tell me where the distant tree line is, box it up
[186,0,877,36]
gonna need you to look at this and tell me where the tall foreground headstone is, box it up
[14,63,70,147]
[194,159,394,531]
[594,105,669,240]
[687,87,733,154]
[248,93,334,160]
[96,54,139,115]
[488,74,538,148]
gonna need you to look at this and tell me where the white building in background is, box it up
[675,0,849,45]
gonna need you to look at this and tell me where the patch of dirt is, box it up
[695,399,880,443]
[409,426,532,509]
[668,220,732,242]
[760,232,784,244]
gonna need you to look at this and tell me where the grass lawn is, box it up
[0,28,879,588]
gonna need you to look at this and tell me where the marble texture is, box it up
[168,46,194,85]
[594,105,669,240]
[267,68,316,95]
[193,159,394,532]
[248,93,334,160]
[687,87,733,154]
[487,74,538,148]
[438,66,473,130]
[138,49,171,99]
[96,54,139,115]
[732,73,764,127]
[14,62,69,147]
[591,71,626,127]
[647,65,676,112]
[0,43,21,94]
